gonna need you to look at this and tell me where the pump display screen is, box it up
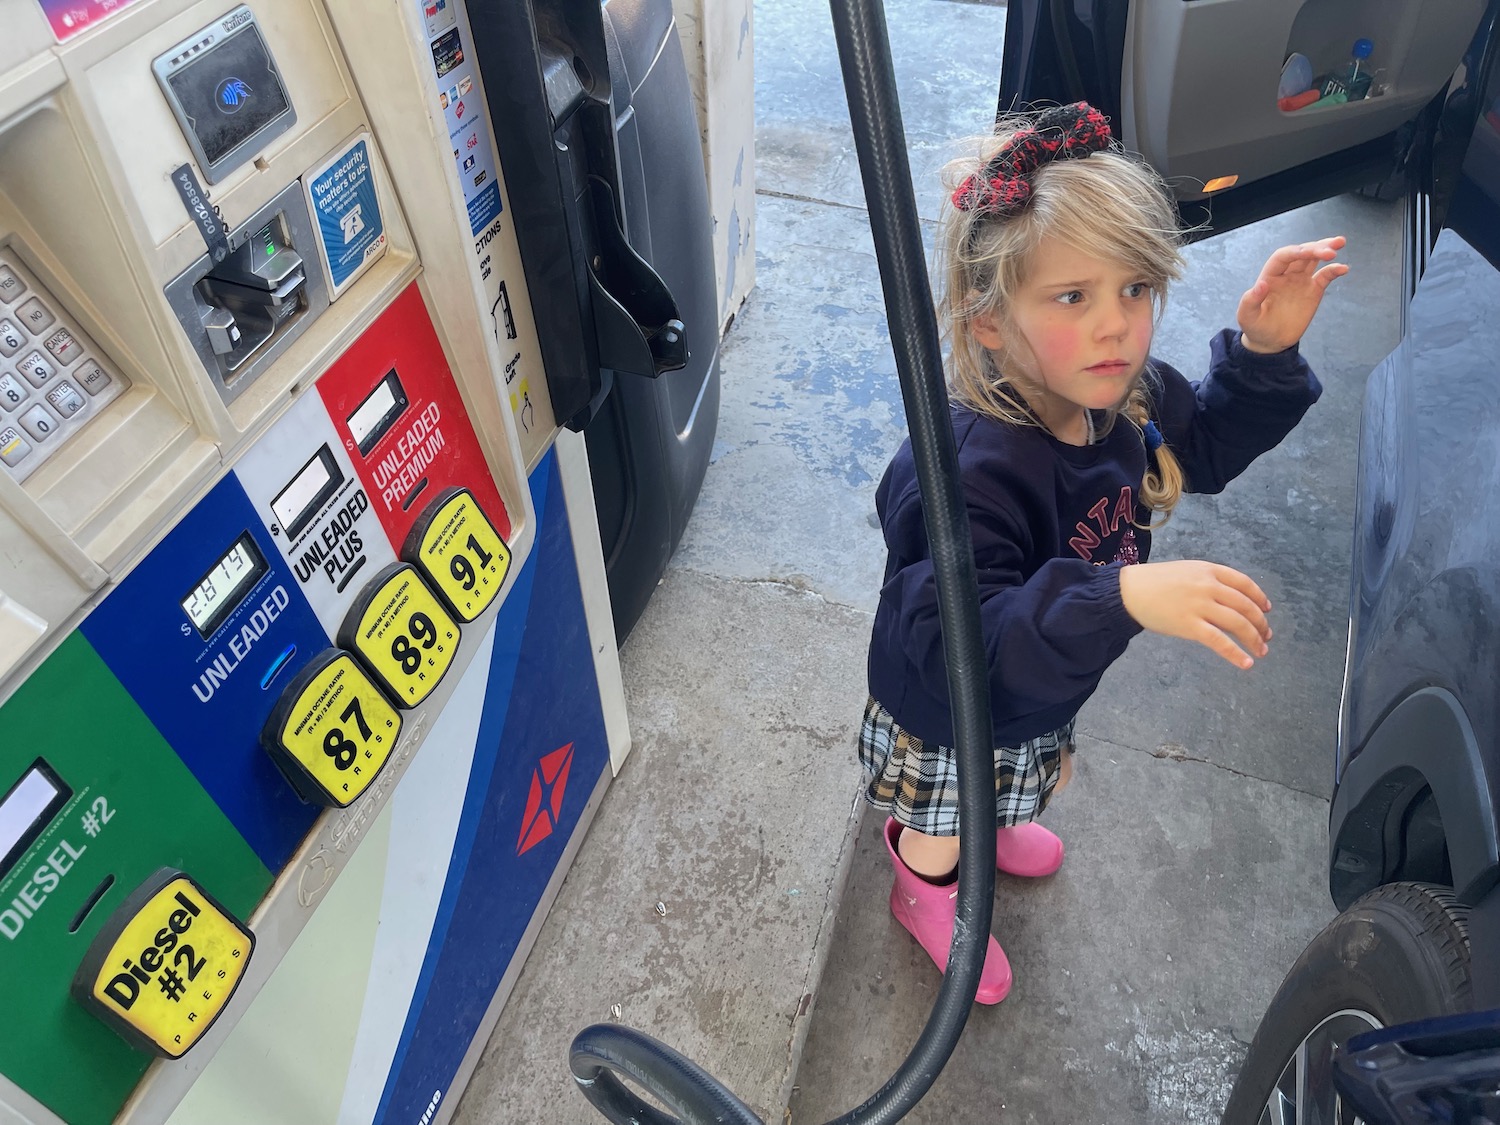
[164,23,292,167]
[348,370,409,455]
[181,532,268,639]
[0,760,71,880]
[271,445,344,540]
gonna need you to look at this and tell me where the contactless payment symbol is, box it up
[339,563,459,708]
[262,650,402,806]
[72,870,253,1058]
[215,77,252,113]
[402,487,511,622]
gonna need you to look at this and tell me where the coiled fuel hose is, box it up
[569,0,998,1120]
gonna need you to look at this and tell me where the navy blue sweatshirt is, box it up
[867,329,1323,748]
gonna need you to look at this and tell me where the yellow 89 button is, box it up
[339,564,460,708]
[261,650,403,807]
[402,487,511,622]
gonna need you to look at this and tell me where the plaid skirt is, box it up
[857,696,1075,835]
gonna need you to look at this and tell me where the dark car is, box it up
[1000,3,1500,1121]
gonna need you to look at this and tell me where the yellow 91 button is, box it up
[339,563,460,708]
[71,870,253,1058]
[261,650,403,807]
[402,487,511,622]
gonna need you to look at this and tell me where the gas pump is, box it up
[0,0,682,1120]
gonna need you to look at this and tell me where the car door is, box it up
[999,0,1491,235]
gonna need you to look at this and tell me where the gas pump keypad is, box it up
[262,650,403,807]
[339,564,460,708]
[403,488,512,622]
[72,870,254,1059]
[0,250,128,482]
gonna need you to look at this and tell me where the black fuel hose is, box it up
[569,0,997,1120]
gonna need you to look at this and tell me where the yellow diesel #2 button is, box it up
[262,649,403,807]
[402,487,511,622]
[72,870,254,1058]
[339,563,460,708]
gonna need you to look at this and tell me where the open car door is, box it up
[999,0,1491,235]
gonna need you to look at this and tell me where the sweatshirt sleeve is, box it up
[879,470,1143,731]
[1152,328,1323,494]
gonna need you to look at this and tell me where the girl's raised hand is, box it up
[1236,236,1349,354]
[1118,560,1272,670]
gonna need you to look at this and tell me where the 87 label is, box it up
[403,487,511,622]
[262,651,403,806]
[339,564,460,708]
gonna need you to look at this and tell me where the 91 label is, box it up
[261,651,402,807]
[339,564,460,708]
[402,487,511,622]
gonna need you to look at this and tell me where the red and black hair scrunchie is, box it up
[952,102,1113,217]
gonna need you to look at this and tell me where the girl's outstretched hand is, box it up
[1236,236,1349,354]
[1118,560,1272,670]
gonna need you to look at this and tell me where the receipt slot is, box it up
[0,0,635,1122]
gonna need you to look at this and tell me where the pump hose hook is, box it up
[569,0,999,1120]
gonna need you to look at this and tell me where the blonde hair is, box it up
[937,117,1188,521]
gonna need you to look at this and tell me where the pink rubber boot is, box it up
[883,818,1012,1004]
[994,823,1065,878]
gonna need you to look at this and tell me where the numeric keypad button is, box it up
[16,350,57,389]
[0,372,30,412]
[17,404,59,443]
[0,320,24,357]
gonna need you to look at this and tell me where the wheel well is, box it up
[1331,769,1453,910]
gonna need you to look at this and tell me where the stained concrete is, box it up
[451,0,1407,1120]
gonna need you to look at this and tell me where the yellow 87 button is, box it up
[261,650,402,807]
[402,487,511,622]
[340,564,461,708]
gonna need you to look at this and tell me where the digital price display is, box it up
[346,369,408,456]
[181,532,268,639]
[270,444,343,539]
[339,565,459,708]
[262,651,402,807]
[0,759,71,879]
[402,488,511,622]
[152,7,297,183]
[72,870,254,1058]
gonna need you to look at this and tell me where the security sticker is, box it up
[402,487,511,622]
[339,563,459,708]
[72,870,253,1058]
[262,649,402,806]
[303,132,387,298]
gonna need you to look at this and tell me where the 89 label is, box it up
[340,564,460,709]
[403,488,511,622]
[262,651,402,807]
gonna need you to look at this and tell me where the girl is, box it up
[859,102,1347,1004]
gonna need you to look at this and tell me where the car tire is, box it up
[1220,882,1470,1125]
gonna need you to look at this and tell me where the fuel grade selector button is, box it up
[262,649,402,807]
[339,563,460,708]
[402,487,511,622]
[71,869,254,1058]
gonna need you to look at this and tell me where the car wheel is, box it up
[1220,882,1470,1125]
